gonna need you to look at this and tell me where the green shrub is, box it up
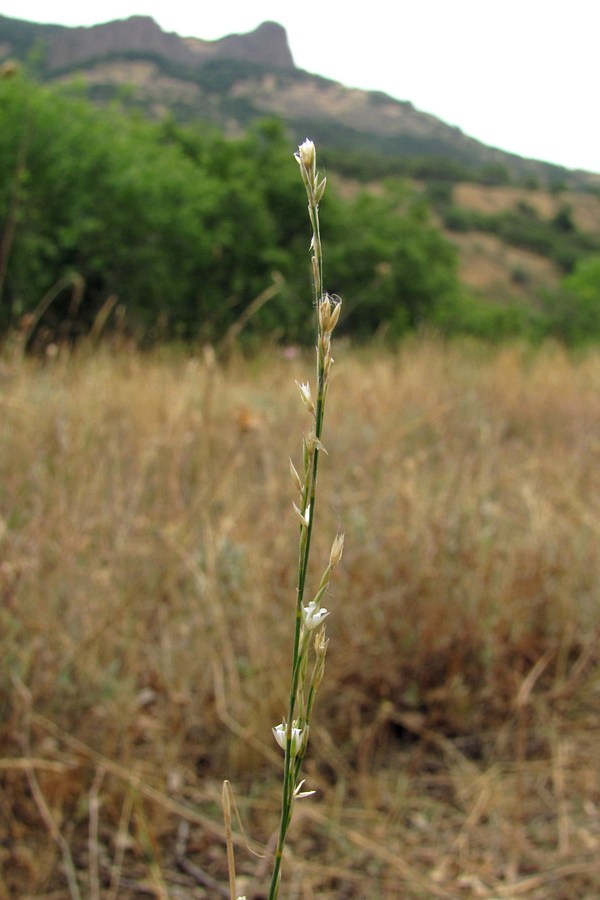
[539,255,600,344]
[432,291,534,341]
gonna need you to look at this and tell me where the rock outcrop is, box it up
[44,15,294,72]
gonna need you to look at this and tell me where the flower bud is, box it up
[329,533,345,568]
[295,139,316,176]
[296,380,315,414]
[327,297,342,331]
[318,294,331,332]
[315,177,327,204]
[319,293,342,333]
[289,457,303,493]
[312,630,329,691]
[305,432,328,456]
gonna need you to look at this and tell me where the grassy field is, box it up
[1,338,599,898]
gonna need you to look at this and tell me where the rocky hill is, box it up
[0,14,293,71]
[1,13,598,190]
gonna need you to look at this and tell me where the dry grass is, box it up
[446,183,600,304]
[1,338,599,898]
[447,231,561,302]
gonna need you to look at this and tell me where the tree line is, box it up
[0,74,599,347]
[0,74,463,345]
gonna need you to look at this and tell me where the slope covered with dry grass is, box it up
[446,183,600,304]
[1,340,599,897]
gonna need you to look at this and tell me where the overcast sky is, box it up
[2,0,599,174]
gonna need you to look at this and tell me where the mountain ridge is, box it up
[41,16,295,73]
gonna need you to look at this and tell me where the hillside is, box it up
[443,183,600,304]
[1,12,599,191]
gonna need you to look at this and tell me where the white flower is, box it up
[272,720,305,756]
[292,501,310,528]
[302,599,330,631]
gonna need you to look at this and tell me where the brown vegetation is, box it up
[453,184,600,233]
[448,231,560,302]
[1,340,599,897]
[447,183,600,304]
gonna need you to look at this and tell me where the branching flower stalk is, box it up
[267,140,344,899]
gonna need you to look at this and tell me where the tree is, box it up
[325,181,460,337]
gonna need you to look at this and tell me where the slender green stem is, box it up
[267,141,340,900]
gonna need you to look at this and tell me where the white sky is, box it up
[2,0,599,174]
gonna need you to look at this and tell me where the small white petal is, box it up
[292,501,310,527]
[302,600,330,631]
[272,722,287,751]
[294,779,316,799]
